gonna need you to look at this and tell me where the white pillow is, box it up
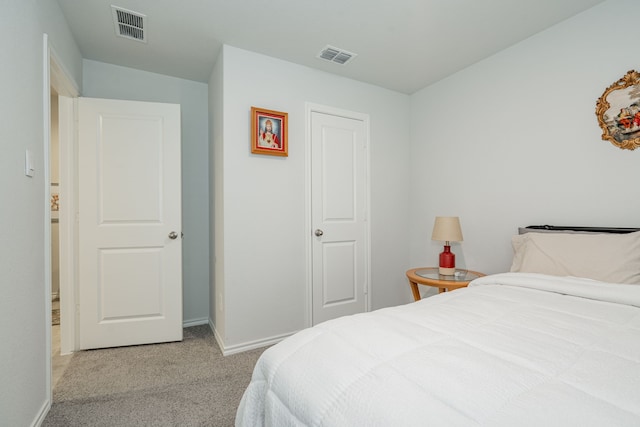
[510,231,640,284]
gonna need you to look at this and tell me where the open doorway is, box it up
[46,38,79,397]
[49,89,71,388]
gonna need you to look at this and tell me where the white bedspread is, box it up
[236,273,640,426]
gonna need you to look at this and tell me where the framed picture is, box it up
[251,107,288,157]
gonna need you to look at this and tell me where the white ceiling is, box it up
[56,0,605,94]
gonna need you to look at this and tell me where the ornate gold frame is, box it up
[595,70,640,151]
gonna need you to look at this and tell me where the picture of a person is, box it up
[258,119,279,148]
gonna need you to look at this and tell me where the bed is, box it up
[236,227,640,426]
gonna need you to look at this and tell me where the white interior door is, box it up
[78,97,182,350]
[311,109,369,325]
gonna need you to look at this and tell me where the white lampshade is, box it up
[431,217,463,242]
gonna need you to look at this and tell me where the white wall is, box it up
[409,0,640,282]
[209,50,225,339]
[211,46,412,351]
[82,60,210,325]
[0,1,82,425]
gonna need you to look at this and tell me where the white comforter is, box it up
[236,273,640,426]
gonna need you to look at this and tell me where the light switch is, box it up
[25,149,34,177]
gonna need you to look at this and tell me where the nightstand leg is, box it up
[409,281,421,301]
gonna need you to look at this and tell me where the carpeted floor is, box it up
[43,325,268,427]
[51,308,60,326]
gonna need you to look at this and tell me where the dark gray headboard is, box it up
[525,225,640,234]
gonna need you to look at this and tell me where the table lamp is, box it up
[431,216,463,275]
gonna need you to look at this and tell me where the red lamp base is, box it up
[439,245,455,276]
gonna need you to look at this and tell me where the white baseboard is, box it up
[31,398,51,427]
[182,317,209,328]
[209,319,224,350]
[208,319,296,356]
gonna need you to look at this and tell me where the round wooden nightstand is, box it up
[406,267,486,301]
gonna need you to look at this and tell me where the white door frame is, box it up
[49,42,80,357]
[43,34,80,354]
[57,95,78,355]
[44,34,81,404]
[304,102,372,328]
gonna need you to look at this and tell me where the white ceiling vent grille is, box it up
[317,45,357,65]
[111,5,147,43]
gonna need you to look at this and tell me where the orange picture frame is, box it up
[251,106,288,157]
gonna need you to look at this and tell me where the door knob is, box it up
[168,231,178,239]
[314,229,324,237]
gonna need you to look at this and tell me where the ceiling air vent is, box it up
[111,5,147,43]
[317,45,357,65]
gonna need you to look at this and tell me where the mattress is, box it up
[236,273,640,426]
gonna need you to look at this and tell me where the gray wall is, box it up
[409,0,640,289]
[0,1,82,425]
[82,60,210,325]
[210,46,412,352]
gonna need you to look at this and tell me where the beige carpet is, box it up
[51,308,60,326]
[43,325,267,427]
